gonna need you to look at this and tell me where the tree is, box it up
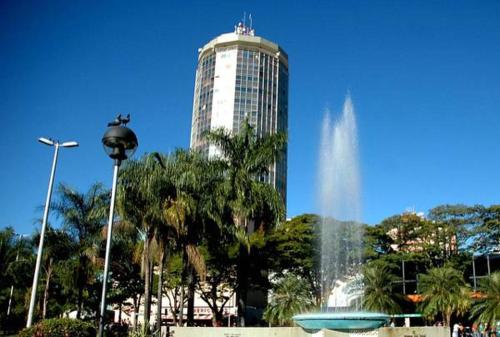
[473,205,500,253]
[418,266,471,326]
[362,261,401,314]
[205,119,286,326]
[195,232,237,327]
[363,223,393,261]
[470,271,500,326]
[106,221,144,327]
[159,150,211,326]
[118,154,172,331]
[263,273,315,326]
[428,204,484,254]
[34,228,73,319]
[52,183,109,319]
[266,214,321,305]
[162,252,185,326]
[0,228,33,332]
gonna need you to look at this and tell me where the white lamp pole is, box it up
[26,138,78,327]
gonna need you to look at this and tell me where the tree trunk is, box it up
[77,286,83,319]
[212,310,223,327]
[178,287,185,326]
[236,245,248,327]
[233,215,250,327]
[143,236,152,333]
[170,289,179,326]
[132,294,141,329]
[42,258,53,319]
[77,255,85,320]
[156,248,166,332]
[178,250,188,326]
[187,268,195,326]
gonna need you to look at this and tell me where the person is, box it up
[453,323,460,337]
[473,323,481,337]
[483,323,490,337]
[480,322,486,337]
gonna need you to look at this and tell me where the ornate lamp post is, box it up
[98,115,138,337]
[27,138,78,327]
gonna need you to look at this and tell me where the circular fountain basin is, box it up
[293,312,390,331]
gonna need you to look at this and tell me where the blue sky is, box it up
[1,0,500,235]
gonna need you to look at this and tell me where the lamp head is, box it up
[61,141,79,148]
[38,137,54,146]
[102,124,138,162]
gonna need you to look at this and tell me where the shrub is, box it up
[106,322,129,337]
[18,318,96,337]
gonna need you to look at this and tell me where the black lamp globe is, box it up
[102,123,138,163]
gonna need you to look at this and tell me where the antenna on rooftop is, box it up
[234,13,255,36]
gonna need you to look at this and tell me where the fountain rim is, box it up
[293,312,390,320]
[293,312,390,331]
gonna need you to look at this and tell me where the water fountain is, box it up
[293,95,389,333]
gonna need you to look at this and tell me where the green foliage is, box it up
[263,273,315,326]
[107,229,144,311]
[418,266,471,326]
[52,182,110,319]
[362,261,401,314]
[205,119,287,228]
[470,271,500,326]
[17,318,96,337]
[0,227,34,333]
[118,153,174,329]
[473,205,500,253]
[363,223,392,260]
[266,214,320,303]
[205,119,287,325]
[105,323,129,337]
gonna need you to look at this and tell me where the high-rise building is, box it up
[190,23,288,203]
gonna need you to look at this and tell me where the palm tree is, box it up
[205,119,286,230]
[362,262,401,314]
[0,227,17,290]
[418,266,471,327]
[157,150,220,325]
[35,228,73,319]
[470,271,500,326]
[205,119,286,326]
[117,154,171,331]
[53,183,109,319]
[263,273,315,326]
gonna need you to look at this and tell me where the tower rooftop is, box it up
[197,28,288,66]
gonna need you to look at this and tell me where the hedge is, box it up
[18,318,96,337]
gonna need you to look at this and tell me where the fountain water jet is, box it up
[294,95,389,332]
[318,94,363,309]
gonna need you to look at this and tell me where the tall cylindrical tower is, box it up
[190,24,288,202]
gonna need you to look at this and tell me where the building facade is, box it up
[190,23,289,202]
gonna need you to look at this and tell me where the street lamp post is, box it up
[98,115,137,337]
[27,138,78,327]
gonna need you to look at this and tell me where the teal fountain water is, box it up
[293,312,389,331]
[293,95,389,332]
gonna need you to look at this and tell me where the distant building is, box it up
[189,22,289,203]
